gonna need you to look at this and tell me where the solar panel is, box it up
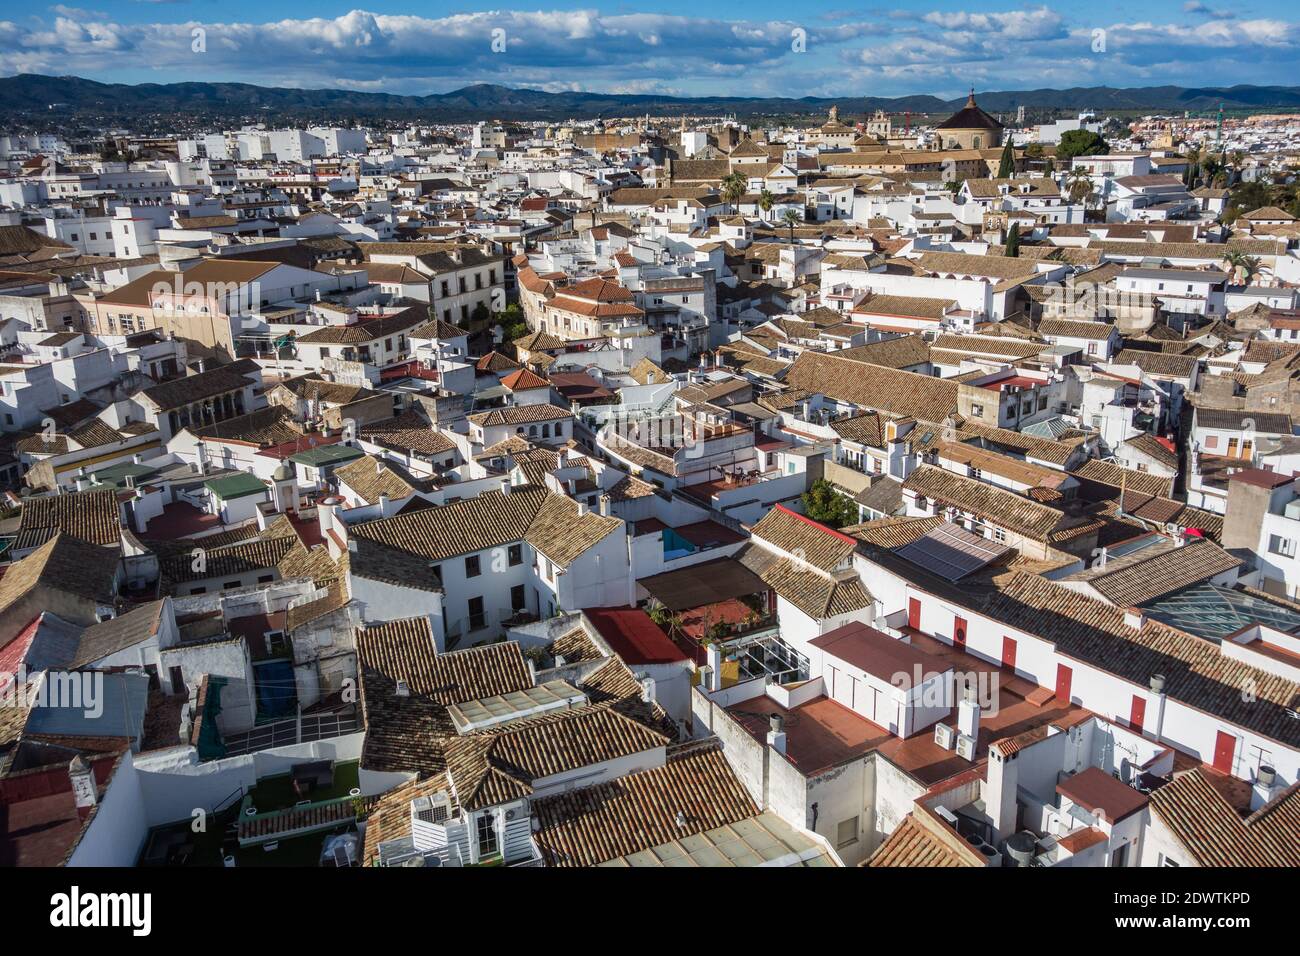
[895,521,1012,581]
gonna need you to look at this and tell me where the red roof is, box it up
[584,607,689,665]
[1227,467,1294,489]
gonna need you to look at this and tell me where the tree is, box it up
[781,207,802,243]
[996,140,1015,179]
[758,189,775,222]
[721,171,747,213]
[801,479,858,529]
[1222,249,1262,285]
[1056,129,1108,162]
[1004,222,1021,258]
[1066,167,1094,208]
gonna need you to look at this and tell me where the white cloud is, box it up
[4,6,1298,97]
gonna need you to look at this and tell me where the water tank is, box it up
[1004,830,1037,867]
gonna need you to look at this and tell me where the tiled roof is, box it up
[1070,459,1175,499]
[903,464,1068,541]
[160,535,296,586]
[867,814,980,867]
[17,489,121,550]
[467,404,571,427]
[358,411,456,458]
[360,773,454,866]
[1079,539,1241,607]
[444,704,671,811]
[68,600,165,669]
[531,740,757,867]
[1149,768,1300,866]
[335,454,417,504]
[356,621,533,775]
[986,573,1300,746]
[142,367,252,412]
[0,533,120,615]
[787,351,959,421]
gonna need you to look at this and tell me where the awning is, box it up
[639,557,768,611]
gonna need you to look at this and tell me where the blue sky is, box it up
[3,2,1298,98]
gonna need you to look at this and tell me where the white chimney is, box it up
[640,677,656,704]
[986,746,1019,842]
[1123,608,1145,630]
[500,477,512,496]
[599,495,611,517]
[957,684,981,740]
[766,713,787,755]
[705,643,723,692]
[576,501,588,516]
[1251,765,1280,812]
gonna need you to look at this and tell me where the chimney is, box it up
[378,493,390,516]
[986,746,1020,842]
[766,713,787,755]
[1123,608,1145,630]
[705,643,723,692]
[640,677,656,704]
[957,682,981,740]
[1251,765,1279,812]
[576,501,588,517]
[500,477,512,496]
[599,495,611,517]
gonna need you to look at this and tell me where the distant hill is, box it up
[4,74,1300,129]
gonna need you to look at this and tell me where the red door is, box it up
[908,597,921,631]
[1129,695,1146,734]
[1002,637,1017,671]
[1213,731,1236,774]
[953,615,967,651]
[1055,664,1073,704]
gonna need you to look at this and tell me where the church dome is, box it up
[936,89,1004,133]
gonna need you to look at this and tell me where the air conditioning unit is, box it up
[934,723,956,750]
[955,733,977,761]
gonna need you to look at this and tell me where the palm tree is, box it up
[1066,167,1094,210]
[721,172,747,214]
[1222,249,1262,285]
[758,188,775,222]
[781,208,802,244]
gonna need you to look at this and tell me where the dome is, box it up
[935,89,1004,133]
[273,462,294,482]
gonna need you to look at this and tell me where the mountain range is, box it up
[4,74,1300,128]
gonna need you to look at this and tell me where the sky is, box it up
[2,2,1298,99]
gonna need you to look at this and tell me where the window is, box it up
[465,554,481,577]
[836,818,859,849]
[223,580,242,589]
[468,596,486,631]
[1269,535,1296,558]
[970,403,984,418]
[475,813,498,858]
[1159,854,1180,868]
[507,544,522,566]
[511,584,525,611]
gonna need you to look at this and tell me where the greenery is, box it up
[494,302,527,344]
[1221,175,1300,223]
[996,140,1015,178]
[781,208,802,242]
[721,171,747,212]
[1056,129,1108,161]
[801,479,858,529]
[1004,223,1021,258]
[758,188,775,221]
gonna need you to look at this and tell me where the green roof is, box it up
[88,462,156,489]
[288,444,364,468]
[205,472,269,501]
